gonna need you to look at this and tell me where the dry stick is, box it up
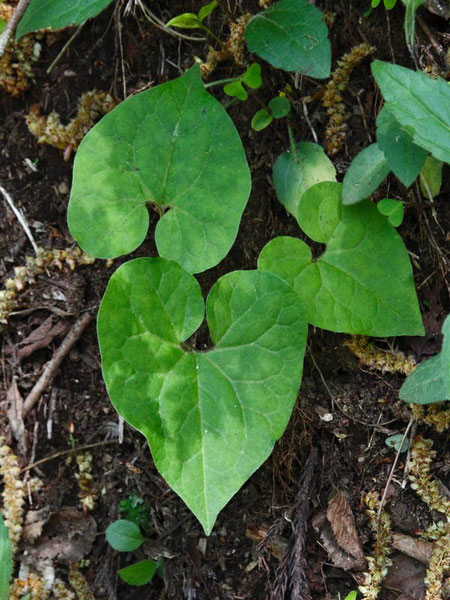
[46,23,84,74]
[0,185,39,256]
[20,439,120,473]
[22,312,92,418]
[0,0,32,58]
[377,416,414,522]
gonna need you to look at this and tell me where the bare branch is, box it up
[0,0,32,59]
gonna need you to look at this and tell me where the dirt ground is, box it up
[0,1,449,599]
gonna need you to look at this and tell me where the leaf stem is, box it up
[200,24,224,48]
[204,77,239,88]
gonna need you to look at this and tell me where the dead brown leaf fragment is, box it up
[17,315,69,360]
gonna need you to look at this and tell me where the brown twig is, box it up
[0,0,32,58]
[20,439,120,472]
[22,312,92,418]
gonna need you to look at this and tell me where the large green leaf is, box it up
[342,144,391,205]
[68,66,251,274]
[98,258,308,534]
[0,514,12,600]
[376,105,427,187]
[273,142,336,219]
[399,314,450,404]
[372,61,450,164]
[258,182,424,336]
[16,0,114,38]
[245,0,331,78]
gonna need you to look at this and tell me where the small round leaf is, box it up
[385,434,409,453]
[242,63,262,89]
[118,560,157,586]
[223,81,248,101]
[268,96,291,118]
[105,520,144,552]
[251,109,273,131]
[377,198,404,227]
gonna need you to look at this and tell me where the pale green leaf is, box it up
[198,1,218,22]
[385,433,409,453]
[242,63,262,89]
[118,560,157,586]
[272,142,336,219]
[0,514,12,600]
[68,66,251,274]
[105,520,144,552]
[223,80,248,100]
[245,0,331,78]
[0,18,6,34]
[384,0,397,8]
[269,96,290,118]
[258,182,424,336]
[377,198,404,227]
[98,258,308,534]
[400,314,450,403]
[376,105,427,186]
[166,13,202,29]
[419,156,443,198]
[372,61,450,164]
[16,0,114,38]
[251,109,273,130]
[342,144,391,205]
[344,593,358,600]
[402,0,425,47]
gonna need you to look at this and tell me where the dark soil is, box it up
[0,1,449,599]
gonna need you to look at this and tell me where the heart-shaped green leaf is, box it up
[372,61,450,164]
[68,66,251,274]
[342,144,391,205]
[105,520,144,552]
[16,0,114,38]
[273,142,337,219]
[400,314,450,404]
[269,96,291,118]
[245,0,331,78]
[242,63,262,89]
[376,106,427,187]
[223,80,248,101]
[98,258,308,534]
[258,182,424,336]
[377,198,404,227]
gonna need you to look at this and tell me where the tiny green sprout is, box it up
[223,63,262,101]
[251,95,291,131]
[166,1,220,44]
[119,495,150,528]
[385,433,410,453]
[377,198,404,227]
[372,0,397,9]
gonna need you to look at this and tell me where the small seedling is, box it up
[166,1,221,44]
[385,433,410,453]
[119,496,150,528]
[223,63,262,101]
[105,519,164,587]
[251,95,290,131]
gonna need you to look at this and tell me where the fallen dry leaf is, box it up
[384,553,426,600]
[22,507,51,544]
[18,316,69,360]
[392,532,433,565]
[22,506,97,566]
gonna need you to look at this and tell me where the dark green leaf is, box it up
[118,560,158,586]
[0,515,12,600]
[259,182,424,336]
[400,314,450,404]
[372,61,450,164]
[166,13,203,29]
[245,0,331,78]
[268,96,290,118]
[377,198,404,227]
[251,109,273,130]
[105,520,144,552]
[98,258,308,534]
[342,144,391,205]
[223,80,248,100]
[385,433,409,453]
[16,0,114,38]
[68,66,251,274]
[242,63,262,89]
[376,105,427,186]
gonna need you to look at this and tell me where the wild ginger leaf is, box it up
[272,142,336,219]
[68,66,251,274]
[245,0,331,78]
[259,182,424,336]
[376,105,427,187]
[372,61,450,164]
[400,314,450,404]
[0,514,12,600]
[342,144,391,205]
[16,0,114,38]
[98,258,308,534]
